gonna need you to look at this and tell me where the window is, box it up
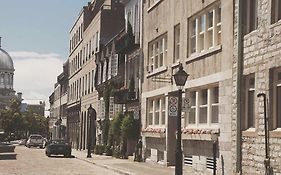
[174,24,180,63]
[147,96,166,126]
[148,100,153,125]
[243,0,258,34]
[271,0,281,24]
[272,68,281,128]
[102,61,107,83]
[189,4,221,55]
[98,62,102,85]
[244,74,255,130]
[186,86,219,127]
[161,98,166,125]
[96,31,99,52]
[111,54,118,77]
[148,34,167,72]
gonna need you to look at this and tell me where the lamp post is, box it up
[87,104,96,158]
[173,63,189,175]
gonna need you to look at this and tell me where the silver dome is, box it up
[0,48,14,71]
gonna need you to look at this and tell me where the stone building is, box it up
[232,0,281,174]
[141,0,234,174]
[65,0,125,150]
[49,61,68,140]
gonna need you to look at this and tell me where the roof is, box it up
[0,48,14,71]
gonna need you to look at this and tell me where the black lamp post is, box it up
[87,104,95,158]
[173,63,189,175]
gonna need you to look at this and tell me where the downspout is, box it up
[236,0,243,173]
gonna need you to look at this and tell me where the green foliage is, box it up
[121,113,139,140]
[111,112,124,145]
[101,119,110,145]
[113,146,121,158]
[105,145,113,156]
[94,144,105,155]
[0,100,49,141]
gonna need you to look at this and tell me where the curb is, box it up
[75,156,132,175]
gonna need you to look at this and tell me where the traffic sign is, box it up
[182,97,191,112]
[168,96,179,117]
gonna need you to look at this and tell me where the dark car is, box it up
[45,139,71,157]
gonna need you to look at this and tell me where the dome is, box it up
[0,48,14,71]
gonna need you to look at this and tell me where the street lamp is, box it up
[87,104,96,158]
[173,63,189,175]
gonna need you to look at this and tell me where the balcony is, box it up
[115,23,136,54]
[113,88,137,104]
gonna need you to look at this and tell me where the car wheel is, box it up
[27,145,31,148]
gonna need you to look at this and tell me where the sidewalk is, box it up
[72,149,195,175]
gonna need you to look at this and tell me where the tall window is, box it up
[96,31,99,52]
[186,86,219,127]
[271,0,281,24]
[147,96,166,127]
[148,34,167,72]
[272,67,281,128]
[111,54,118,77]
[243,0,258,35]
[102,61,107,83]
[174,24,180,63]
[244,74,255,130]
[189,4,221,55]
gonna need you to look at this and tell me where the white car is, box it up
[26,134,44,148]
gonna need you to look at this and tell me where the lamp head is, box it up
[173,63,189,90]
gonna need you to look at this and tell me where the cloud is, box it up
[10,51,60,59]
[11,51,64,112]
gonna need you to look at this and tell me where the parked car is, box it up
[45,139,71,157]
[26,134,44,148]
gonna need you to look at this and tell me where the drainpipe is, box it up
[236,0,243,173]
[257,93,270,175]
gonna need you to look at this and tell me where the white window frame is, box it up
[189,4,221,55]
[148,34,167,72]
[147,96,166,127]
[186,86,219,128]
[102,61,107,83]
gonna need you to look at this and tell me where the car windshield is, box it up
[51,140,66,144]
[30,136,42,139]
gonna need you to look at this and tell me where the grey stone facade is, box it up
[232,0,281,174]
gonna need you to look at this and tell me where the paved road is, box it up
[0,146,120,175]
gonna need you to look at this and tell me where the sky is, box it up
[0,0,89,114]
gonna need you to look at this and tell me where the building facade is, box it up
[66,0,125,150]
[141,0,233,174]
[49,62,68,140]
[232,0,281,174]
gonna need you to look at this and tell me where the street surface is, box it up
[0,145,120,175]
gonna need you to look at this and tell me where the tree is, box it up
[121,113,139,140]
[111,112,124,146]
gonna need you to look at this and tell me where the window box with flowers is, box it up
[181,128,219,141]
[141,127,166,138]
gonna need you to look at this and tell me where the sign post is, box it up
[168,96,179,117]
